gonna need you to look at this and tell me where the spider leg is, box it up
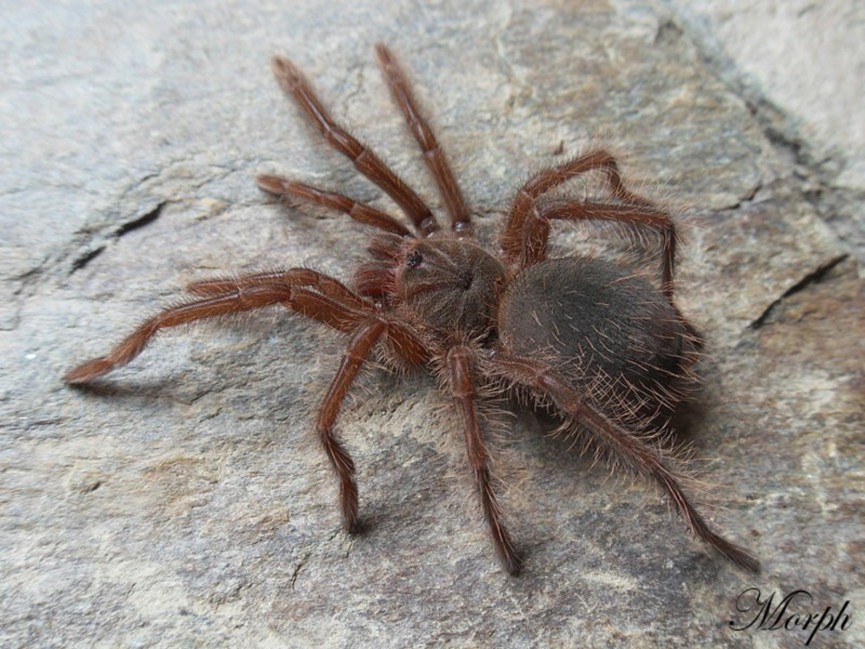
[312,312,428,532]
[375,43,471,236]
[501,150,654,254]
[66,268,428,383]
[501,149,649,261]
[186,269,430,364]
[256,175,412,238]
[522,199,677,300]
[185,267,369,308]
[447,345,520,575]
[488,350,760,573]
[271,55,440,236]
[287,288,430,365]
[314,320,388,532]
[64,285,297,384]
[292,306,427,530]
[280,287,430,530]
[67,266,430,533]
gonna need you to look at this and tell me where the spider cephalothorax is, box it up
[66,43,758,575]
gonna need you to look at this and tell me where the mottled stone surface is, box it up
[662,0,865,263]
[2,1,862,647]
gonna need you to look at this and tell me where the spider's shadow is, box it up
[65,375,218,407]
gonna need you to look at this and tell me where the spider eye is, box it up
[406,250,423,269]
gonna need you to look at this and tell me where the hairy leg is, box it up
[67,265,431,535]
[375,43,471,235]
[487,349,759,572]
[186,267,369,307]
[520,199,677,299]
[256,175,413,237]
[65,268,422,383]
[446,345,520,575]
[501,150,653,259]
[271,55,439,236]
[64,285,296,384]
[314,320,388,532]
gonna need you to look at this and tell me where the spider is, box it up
[66,43,759,576]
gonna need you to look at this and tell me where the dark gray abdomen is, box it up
[497,258,694,425]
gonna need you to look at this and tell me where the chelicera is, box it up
[66,43,759,575]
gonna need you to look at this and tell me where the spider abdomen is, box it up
[497,257,694,426]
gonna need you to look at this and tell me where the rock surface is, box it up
[662,0,865,264]
[2,0,862,647]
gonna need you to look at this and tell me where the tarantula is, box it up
[66,43,759,575]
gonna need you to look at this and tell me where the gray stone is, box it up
[662,0,865,262]
[2,0,862,647]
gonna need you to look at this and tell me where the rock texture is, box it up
[2,0,862,647]
[662,0,865,263]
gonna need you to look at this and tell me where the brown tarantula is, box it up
[66,43,759,575]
